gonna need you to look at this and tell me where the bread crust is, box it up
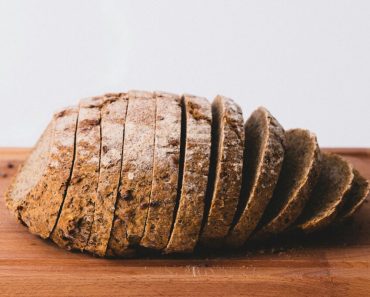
[297,153,354,232]
[140,91,182,250]
[226,107,285,248]
[85,94,128,256]
[51,97,103,251]
[164,94,212,253]
[337,169,370,221]
[107,90,156,256]
[200,95,244,246]
[6,106,78,239]
[253,129,321,240]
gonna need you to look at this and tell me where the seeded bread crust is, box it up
[85,94,128,256]
[6,122,54,228]
[253,129,321,240]
[297,153,354,232]
[337,169,369,222]
[200,95,244,246]
[51,97,103,251]
[164,94,212,254]
[140,91,182,250]
[226,107,285,248]
[6,106,78,239]
[107,90,156,255]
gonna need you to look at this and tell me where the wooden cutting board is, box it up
[0,147,369,297]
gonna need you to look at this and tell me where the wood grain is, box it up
[0,147,370,297]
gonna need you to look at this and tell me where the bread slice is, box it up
[85,94,128,256]
[164,94,212,253]
[296,153,354,232]
[226,107,285,248]
[199,95,244,246]
[140,91,182,250]
[51,97,103,251]
[107,90,156,255]
[252,129,321,240]
[336,169,369,222]
[5,106,78,239]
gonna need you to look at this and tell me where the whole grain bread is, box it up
[296,153,354,232]
[226,107,285,248]
[51,97,103,251]
[6,106,78,239]
[336,169,370,222]
[164,94,212,254]
[252,129,321,240]
[85,94,128,256]
[140,91,182,250]
[199,95,244,246]
[107,90,156,255]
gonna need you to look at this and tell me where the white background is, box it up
[0,1,369,147]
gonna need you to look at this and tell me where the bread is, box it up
[296,153,354,232]
[199,95,244,246]
[85,94,128,256]
[336,169,370,221]
[226,107,285,248]
[164,94,212,253]
[140,91,182,250]
[253,129,321,240]
[6,106,78,239]
[5,90,369,257]
[107,90,156,256]
[51,97,103,251]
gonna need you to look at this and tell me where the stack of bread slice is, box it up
[5,91,370,257]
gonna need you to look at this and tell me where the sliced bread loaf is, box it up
[226,107,285,248]
[85,94,128,256]
[296,153,354,232]
[199,95,244,246]
[164,94,212,254]
[336,169,369,222]
[6,106,78,239]
[107,90,156,255]
[51,97,103,251]
[252,129,321,240]
[140,91,182,250]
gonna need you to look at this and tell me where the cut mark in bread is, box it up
[336,169,370,222]
[200,95,244,247]
[6,106,78,239]
[164,94,212,254]
[226,107,285,248]
[85,94,128,256]
[51,97,103,251]
[140,91,182,250]
[253,129,321,240]
[297,153,354,232]
[107,90,156,255]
